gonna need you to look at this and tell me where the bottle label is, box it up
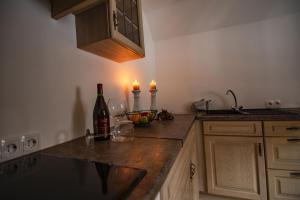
[97,118,110,136]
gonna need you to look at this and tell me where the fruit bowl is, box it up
[126,110,157,127]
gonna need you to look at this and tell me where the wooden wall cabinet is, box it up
[160,122,200,200]
[51,0,101,19]
[51,0,145,63]
[75,0,145,63]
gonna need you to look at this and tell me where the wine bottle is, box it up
[93,84,110,141]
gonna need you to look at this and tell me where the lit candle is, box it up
[150,80,156,90]
[132,80,140,91]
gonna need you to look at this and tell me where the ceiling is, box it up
[142,0,300,41]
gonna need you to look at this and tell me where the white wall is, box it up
[1,0,299,149]
[0,0,156,149]
[155,13,300,113]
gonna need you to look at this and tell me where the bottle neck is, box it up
[97,84,103,96]
[97,92,103,97]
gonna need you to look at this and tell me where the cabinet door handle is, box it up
[290,172,300,177]
[286,127,300,131]
[113,10,119,30]
[167,186,171,199]
[257,143,263,157]
[287,138,300,142]
[190,162,196,180]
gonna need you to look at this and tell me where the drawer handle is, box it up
[286,127,300,131]
[287,138,300,142]
[257,143,263,157]
[290,172,300,177]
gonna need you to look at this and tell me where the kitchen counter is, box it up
[133,114,195,143]
[197,108,300,121]
[42,114,195,200]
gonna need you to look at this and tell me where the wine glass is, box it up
[107,98,133,142]
[108,98,126,119]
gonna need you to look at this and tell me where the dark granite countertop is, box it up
[134,114,195,143]
[42,114,196,200]
[197,108,300,121]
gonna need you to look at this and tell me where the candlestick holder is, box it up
[132,90,141,112]
[149,89,158,111]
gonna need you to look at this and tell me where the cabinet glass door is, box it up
[116,0,140,46]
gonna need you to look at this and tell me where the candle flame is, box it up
[132,80,140,90]
[150,80,156,90]
[133,80,139,85]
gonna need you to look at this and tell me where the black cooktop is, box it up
[0,154,146,200]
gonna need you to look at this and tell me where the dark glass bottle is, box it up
[93,84,110,141]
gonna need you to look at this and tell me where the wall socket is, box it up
[21,134,40,155]
[0,133,40,163]
[265,99,282,109]
[1,138,21,162]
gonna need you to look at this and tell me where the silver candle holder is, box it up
[149,89,158,111]
[132,90,141,112]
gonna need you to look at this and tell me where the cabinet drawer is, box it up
[264,121,300,136]
[268,169,300,200]
[203,121,262,136]
[266,137,300,170]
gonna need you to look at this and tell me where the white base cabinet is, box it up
[204,136,267,200]
[160,120,300,200]
[265,121,300,200]
[160,122,200,200]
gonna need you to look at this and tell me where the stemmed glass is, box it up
[108,98,133,142]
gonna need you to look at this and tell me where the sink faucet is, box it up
[205,99,212,112]
[226,89,243,111]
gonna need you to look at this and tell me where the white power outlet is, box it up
[2,138,21,161]
[0,133,40,163]
[265,100,274,108]
[265,99,282,109]
[274,99,282,108]
[21,134,39,154]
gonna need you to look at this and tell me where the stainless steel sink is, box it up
[244,109,297,115]
[204,109,298,116]
[206,109,242,115]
